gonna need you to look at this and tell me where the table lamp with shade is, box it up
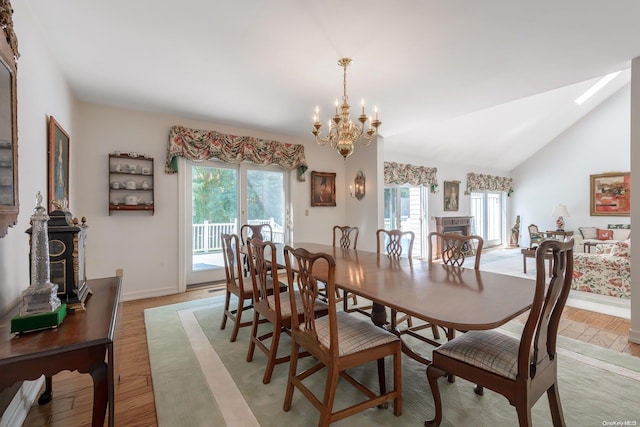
[552,204,570,231]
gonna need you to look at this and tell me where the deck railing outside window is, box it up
[192,219,284,253]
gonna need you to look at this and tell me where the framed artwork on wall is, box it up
[311,171,336,207]
[0,16,18,238]
[48,116,70,212]
[444,181,459,211]
[590,172,630,216]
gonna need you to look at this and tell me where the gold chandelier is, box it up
[312,58,381,159]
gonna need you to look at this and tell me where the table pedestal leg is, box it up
[371,302,387,327]
[372,302,432,366]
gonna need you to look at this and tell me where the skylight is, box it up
[575,71,622,105]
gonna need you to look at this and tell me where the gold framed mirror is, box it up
[0,1,19,238]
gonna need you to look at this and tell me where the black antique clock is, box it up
[26,207,90,310]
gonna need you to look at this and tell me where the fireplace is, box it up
[433,216,473,259]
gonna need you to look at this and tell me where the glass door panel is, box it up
[384,186,425,258]
[187,164,238,285]
[246,169,285,243]
[470,191,504,247]
[384,188,398,230]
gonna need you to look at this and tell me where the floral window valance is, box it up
[465,173,513,196]
[384,162,439,193]
[165,125,308,177]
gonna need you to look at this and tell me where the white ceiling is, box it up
[24,0,640,170]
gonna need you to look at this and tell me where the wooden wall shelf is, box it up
[108,153,154,215]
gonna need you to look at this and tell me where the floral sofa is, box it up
[572,240,631,299]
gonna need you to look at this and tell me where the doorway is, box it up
[383,185,427,258]
[470,191,504,247]
[181,159,288,287]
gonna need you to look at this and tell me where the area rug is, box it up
[145,296,640,427]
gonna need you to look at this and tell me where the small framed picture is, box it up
[311,171,336,207]
[48,116,70,212]
[444,181,459,211]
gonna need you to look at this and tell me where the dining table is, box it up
[268,242,535,365]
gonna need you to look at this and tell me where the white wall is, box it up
[344,136,382,251]
[511,85,631,248]
[74,103,350,300]
[0,0,76,313]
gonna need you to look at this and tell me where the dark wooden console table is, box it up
[0,276,122,427]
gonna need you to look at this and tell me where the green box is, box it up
[11,304,67,333]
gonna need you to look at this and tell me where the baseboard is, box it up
[629,327,640,344]
[121,286,179,302]
[0,377,44,427]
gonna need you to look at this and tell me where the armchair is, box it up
[528,224,545,248]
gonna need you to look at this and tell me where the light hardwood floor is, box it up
[21,285,640,427]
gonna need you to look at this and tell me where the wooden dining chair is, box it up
[332,225,359,249]
[374,229,424,331]
[246,237,328,384]
[423,231,485,351]
[425,239,574,427]
[330,225,359,310]
[219,233,255,342]
[282,245,402,427]
[427,231,485,270]
[376,228,414,259]
[240,223,274,276]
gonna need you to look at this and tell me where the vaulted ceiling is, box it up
[26,0,640,170]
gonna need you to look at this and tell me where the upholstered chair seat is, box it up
[434,330,521,379]
[314,311,399,357]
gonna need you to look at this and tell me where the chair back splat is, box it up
[240,223,274,276]
[376,229,414,259]
[332,225,359,249]
[425,238,574,427]
[240,223,273,243]
[427,231,484,269]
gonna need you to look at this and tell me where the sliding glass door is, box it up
[383,185,426,258]
[470,191,504,247]
[185,161,288,286]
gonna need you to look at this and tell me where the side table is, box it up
[583,242,599,253]
[544,230,574,240]
[521,248,552,277]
